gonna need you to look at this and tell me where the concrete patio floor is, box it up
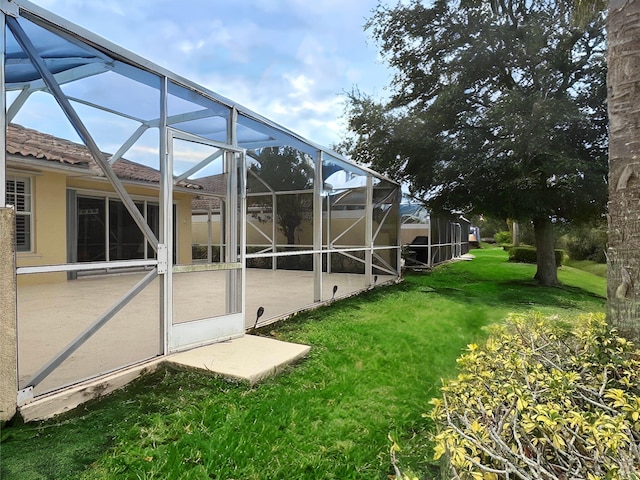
[16,268,395,400]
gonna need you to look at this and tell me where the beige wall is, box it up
[193,212,393,249]
[14,170,194,285]
[174,192,193,264]
[17,171,67,285]
[400,224,429,246]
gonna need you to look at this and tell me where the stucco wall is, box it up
[16,171,67,285]
[174,191,193,264]
[192,212,376,248]
[0,208,17,422]
[13,172,194,285]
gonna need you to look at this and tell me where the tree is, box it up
[341,0,608,286]
[607,0,640,340]
[247,146,313,245]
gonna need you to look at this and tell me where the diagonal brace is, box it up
[6,16,159,250]
[24,269,158,389]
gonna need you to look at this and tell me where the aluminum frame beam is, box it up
[313,150,323,302]
[7,16,159,251]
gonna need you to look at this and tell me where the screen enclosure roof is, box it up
[3,0,396,187]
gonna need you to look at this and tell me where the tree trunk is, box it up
[285,227,296,245]
[607,0,640,342]
[533,216,558,287]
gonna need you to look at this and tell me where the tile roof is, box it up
[191,174,225,211]
[6,123,201,189]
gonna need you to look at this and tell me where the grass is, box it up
[0,247,606,479]
[564,259,608,278]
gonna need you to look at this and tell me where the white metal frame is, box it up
[167,128,247,352]
[2,0,401,402]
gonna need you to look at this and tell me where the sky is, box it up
[27,0,394,150]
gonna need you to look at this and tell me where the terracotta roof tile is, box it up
[6,123,201,189]
[192,174,225,211]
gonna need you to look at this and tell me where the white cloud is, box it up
[285,74,314,98]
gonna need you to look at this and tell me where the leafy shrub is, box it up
[508,246,564,267]
[494,231,512,245]
[565,228,607,263]
[430,313,640,480]
[191,245,220,261]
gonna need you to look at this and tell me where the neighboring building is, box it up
[400,200,471,267]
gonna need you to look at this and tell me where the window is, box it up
[76,195,175,263]
[5,176,32,252]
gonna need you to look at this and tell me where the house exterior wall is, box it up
[66,180,193,264]
[13,170,194,285]
[175,192,193,264]
[16,171,67,286]
[192,213,374,249]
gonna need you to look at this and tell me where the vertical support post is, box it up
[225,150,239,313]
[0,207,17,422]
[427,213,433,268]
[207,199,213,263]
[239,150,247,319]
[1,11,18,420]
[395,188,402,277]
[207,202,212,263]
[326,194,332,274]
[220,199,226,262]
[104,199,111,262]
[313,151,323,302]
[272,191,277,270]
[226,107,241,315]
[159,76,171,355]
[449,222,456,260]
[0,10,6,205]
[365,175,374,287]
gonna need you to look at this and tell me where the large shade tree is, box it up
[342,0,608,286]
[247,146,313,245]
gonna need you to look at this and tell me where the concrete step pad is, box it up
[166,335,311,385]
[19,335,310,421]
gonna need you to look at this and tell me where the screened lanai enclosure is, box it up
[400,200,471,268]
[0,1,401,403]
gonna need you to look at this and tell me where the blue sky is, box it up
[29,0,393,149]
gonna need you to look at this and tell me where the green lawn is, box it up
[564,259,608,279]
[0,247,606,479]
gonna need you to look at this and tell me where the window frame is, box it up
[5,175,33,253]
[72,190,177,263]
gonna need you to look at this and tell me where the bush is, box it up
[565,228,607,263]
[508,246,564,267]
[191,245,221,261]
[494,231,512,245]
[430,313,640,480]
